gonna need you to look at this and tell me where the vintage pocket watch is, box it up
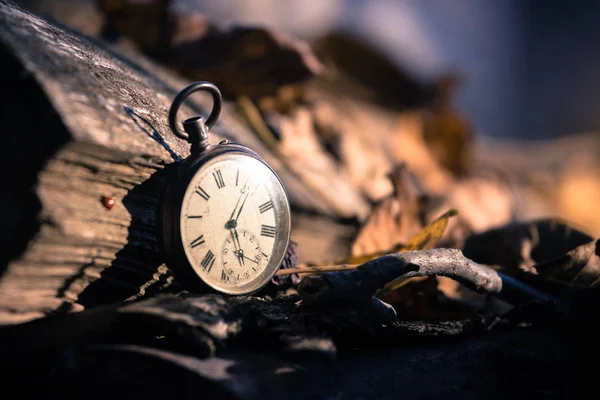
[159,81,291,295]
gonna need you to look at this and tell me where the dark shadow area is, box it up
[76,147,181,309]
[0,45,70,278]
[124,106,182,162]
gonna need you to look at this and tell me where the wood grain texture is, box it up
[0,1,359,324]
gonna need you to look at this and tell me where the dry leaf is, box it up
[375,209,459,296]
[446,177,514,233]
[403,209,459,251]
[350,164,423,257]
[311,31,434,111]
[100,1,325,102]
[272,107,371,219]
[389,112,454,196]
[310,97,395,202]
[422,74,473,176]
[168,26,325,102]
[463,218,593,273]
[532,239,600,288]
[347,209,458,265]
[99,0,171,54]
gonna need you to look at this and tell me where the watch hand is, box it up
[228,193,244,223]
[234,191,250,222]
[225,179,250,229]
[241,254,258,264]
[233,229,245,266]
[230,229,244,266]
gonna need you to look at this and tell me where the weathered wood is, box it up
[0,1,360,324]
[0,290,567,398]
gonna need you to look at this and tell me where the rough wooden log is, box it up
[0,1,359,324]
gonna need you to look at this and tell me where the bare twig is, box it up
[298,249,558,309]
[276,264,358,276]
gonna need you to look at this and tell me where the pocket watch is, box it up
[159,81,291,295]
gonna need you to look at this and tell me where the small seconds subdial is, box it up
[220,229,266,284]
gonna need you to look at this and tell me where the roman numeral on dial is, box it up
[195,186,210,201]
[190,234,205,248]
[259,200,273,214]
[261,225,276,238]
[221,270,229,281]
[201,250,215,272]
[213,169,225,189]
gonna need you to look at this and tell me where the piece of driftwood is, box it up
[0,1,360,324]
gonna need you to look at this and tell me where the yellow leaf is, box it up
[403,209,459,251]
[280,209,459,280]
[376,209,459,296]
[346,209,458,265]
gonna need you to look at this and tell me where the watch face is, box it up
[179,152,291,294]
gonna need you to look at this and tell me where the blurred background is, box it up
[16,0,600,140]
[181,0,600,141]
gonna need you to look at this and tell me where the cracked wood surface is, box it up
[0,1,359,323]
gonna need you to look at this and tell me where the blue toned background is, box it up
[177,0,600,140]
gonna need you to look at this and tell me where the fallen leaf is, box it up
[168,26,325,102]
[311,31,434,110]
[463,218,594,273]
[99,0,171,54]
[100,1,325,102]
[421,74,473,176]
[446,176,514,233]
[403,209,459,251]
[350,164,423,257]
[374,209,459,295]
[346,208,458,265]
[277,208,458,280]
[532,239,600,288]
[270,106,371,219]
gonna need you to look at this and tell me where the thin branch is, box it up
[298,248,557,308]
[276,264,358,276]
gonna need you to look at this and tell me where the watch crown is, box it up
[183,116,210,153]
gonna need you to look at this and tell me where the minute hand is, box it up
[233,191,250,222]
[225,180,250,229]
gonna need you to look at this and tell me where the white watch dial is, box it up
[180,152,290,294]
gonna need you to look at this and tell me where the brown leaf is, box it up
[311,31,434,110]
[403,209,459,251]
[422,74,473,176]
[350,164,423,257]
[99,0,171,54]
[100,2,325,102]
[532,239,600,288]
[271,106,371,219]
[374,209,459,295]
[168,25,326,102]
[446,177,514,233]
[463,218,594,273]
[347,208,458,265]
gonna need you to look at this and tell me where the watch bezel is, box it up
[158,143,292,295]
